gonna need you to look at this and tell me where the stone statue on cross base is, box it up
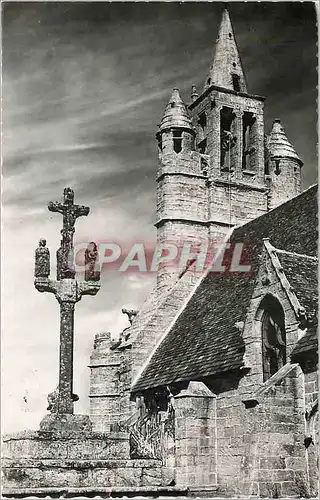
[35,238,50,278]
[34,188,101,420]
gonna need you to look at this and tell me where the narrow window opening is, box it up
[232,74,241,92]
[173,129,182,154]
[170,102,176,108]
[207,77,211,86]
[232,62,236,68]
[264,135,270,175]
[198,112,207,131]
[242,112,256,170]
[228,32,232,39]
[274,159,281,175]
[198,138,207,154]
[197,112,207,145]
[220,107,236,171]
[260,295,286,382]
[158,136,162,153]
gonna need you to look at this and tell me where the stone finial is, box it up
[268,119,303,166]
[122,307,138,325]
[35,238,50,278]
[204,8,248,93]
[191,84,199,102]
[159,88,193,132]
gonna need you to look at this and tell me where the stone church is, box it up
[3,8,318,498]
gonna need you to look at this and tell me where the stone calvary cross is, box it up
[34,187,100,415]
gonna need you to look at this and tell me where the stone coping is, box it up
[2,486,188,498]
[2,430,129,441]
[2,459,162,469]
[2,487,317,499]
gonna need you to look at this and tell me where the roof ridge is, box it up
[263,239,307,321]
[231,185,318,238]
[264,183,317,215]
[273,247,318,261]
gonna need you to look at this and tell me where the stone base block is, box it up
[2,427,165,495]
[39,413,92,436]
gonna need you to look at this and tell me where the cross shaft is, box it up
[34,188,100,415]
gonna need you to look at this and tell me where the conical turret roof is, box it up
[268,119,302,165]
[204,9,247,93]
[159,88,193,132]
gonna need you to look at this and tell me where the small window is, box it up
[198,138,207,154]
[242,112,256,170]
[274,159,281,175]
[207,77,211,86]
[228,32,232,39]
[260,295,286,381]
[173,129,182,153]
[198,112,207,130]
[232,74,240,92]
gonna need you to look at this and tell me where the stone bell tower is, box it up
[155,8,303,293]
[188,8,268,240]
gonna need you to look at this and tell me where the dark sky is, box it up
[2,2,317,432]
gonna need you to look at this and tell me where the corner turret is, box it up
[156,89,195,155]
[266,119,303,210]
[155,89,208,293]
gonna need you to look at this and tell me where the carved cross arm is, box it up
[34,277,59,295]
[48,201,65,214]
[74,204,90,218]
[77,281,101,299]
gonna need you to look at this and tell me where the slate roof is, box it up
[267,120,302,165]
[132,185,318,392]
[276,250,318,361]
[276,251,318,320]
[291,325,318,361]
[159,89,193,132]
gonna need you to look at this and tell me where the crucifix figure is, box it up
[34,187,100,415]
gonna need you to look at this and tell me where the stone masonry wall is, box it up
[173,382,217,490]
[304,368,318,497]
[157,175,207,222]
[156,147,209,293]
[89,332,132,433]
[203,245,316,496]
[208,180,268,229]
[268,158,302,211]
[156,221,208,294]
[209,366,310,497]
[2,430,163,494]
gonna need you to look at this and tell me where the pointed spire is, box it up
[159,88,193,132]
[268,119,303,165]
[204,9,247,93]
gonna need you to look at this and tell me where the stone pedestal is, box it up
[2,419,166,496]
[39,413,92,435]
